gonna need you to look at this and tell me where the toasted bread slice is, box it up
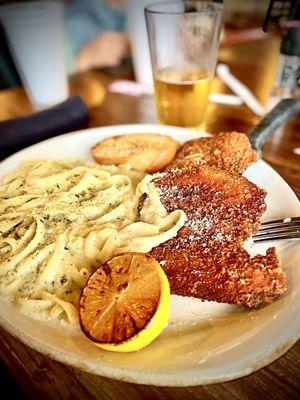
[147,166,286,308]
[166,131,258,174]
[92,134,180,173]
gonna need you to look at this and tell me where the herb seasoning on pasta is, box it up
[0,160,186,324]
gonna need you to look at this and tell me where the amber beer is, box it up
[154,70,213,128]
[145,2,223,128]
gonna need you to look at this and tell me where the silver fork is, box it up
[253,217,300,243]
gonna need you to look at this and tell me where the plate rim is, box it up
[0,124,299,386]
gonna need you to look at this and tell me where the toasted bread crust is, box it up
[92,133,180,173]
[166,131,258,174]
[148,166,286,308]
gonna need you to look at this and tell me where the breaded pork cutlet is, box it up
[166,132,259,174]
[147,166,286,308]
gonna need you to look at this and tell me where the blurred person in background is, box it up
[0,0,129,89]
[65,0,129,72]
[0,0,289,89]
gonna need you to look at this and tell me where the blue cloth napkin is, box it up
[0,96,88,160]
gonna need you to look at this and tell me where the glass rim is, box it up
[145,1,224,16]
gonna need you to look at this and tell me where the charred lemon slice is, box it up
[79,252,170,352]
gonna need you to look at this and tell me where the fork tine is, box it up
[255,225,300,236]
[253,231,300,243]
[259,221,300,232]
[260,216,300,229]
[253,216,300,242]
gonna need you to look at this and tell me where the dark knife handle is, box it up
[0,95,88,160]
[248,98,300,154]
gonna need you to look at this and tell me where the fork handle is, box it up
[248,98,300,154]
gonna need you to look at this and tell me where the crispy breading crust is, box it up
[166,132,259,174]
[148,166,286,308]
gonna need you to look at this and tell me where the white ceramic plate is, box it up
[0,124,299,386]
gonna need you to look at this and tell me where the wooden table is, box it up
[0,36,299,399]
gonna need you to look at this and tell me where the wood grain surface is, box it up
[0,35,299,400]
